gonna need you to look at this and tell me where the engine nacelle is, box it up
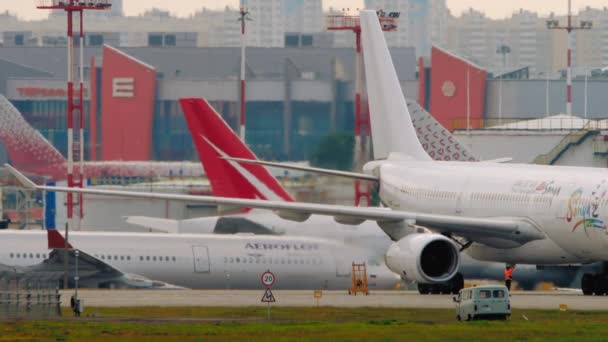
[385,234,460,283]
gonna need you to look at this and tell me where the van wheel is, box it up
[457,315,461,321]
[418,284,430,294]
[466,314,472,321]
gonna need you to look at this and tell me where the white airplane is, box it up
[173,95,599,293]
[7,10,608,295]
[0,94,205,181]
[0,228,399,290]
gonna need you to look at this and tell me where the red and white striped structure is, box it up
[327,11,398,206]
[238,7,251,142]
[567,0,574,116]
[546,0,592,117]
[37,0,112,230]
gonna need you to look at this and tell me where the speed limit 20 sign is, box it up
[261,271,276,287]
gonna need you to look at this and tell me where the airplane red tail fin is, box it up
[0,95,66,171]
[180,98,294,202]
[47,229,73,249]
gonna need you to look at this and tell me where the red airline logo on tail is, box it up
[180,98,293,202]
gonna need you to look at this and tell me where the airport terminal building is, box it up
[0,45,417,163]
[2,43,608,166]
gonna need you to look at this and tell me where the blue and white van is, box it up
[453,285,510,321]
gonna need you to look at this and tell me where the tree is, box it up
[309,132,354,171]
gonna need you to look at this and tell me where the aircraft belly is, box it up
[466,238,586,265]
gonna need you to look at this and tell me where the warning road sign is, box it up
[261,288,276,303]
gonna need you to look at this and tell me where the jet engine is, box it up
[385,233,460,283]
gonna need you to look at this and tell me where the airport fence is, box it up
[0,272,62,319]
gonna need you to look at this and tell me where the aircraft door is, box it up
[332,251,351,278]
[192,245,210,273]
[455,176,471,216]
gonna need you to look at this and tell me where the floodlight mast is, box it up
[36,1,112,281]
[546,0,592,117]
[238,7,251,142]
[327,10,399,206]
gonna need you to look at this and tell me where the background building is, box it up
[364,0,448,55]
[0,45,417,163]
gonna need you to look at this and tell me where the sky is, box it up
[3,0,608,21]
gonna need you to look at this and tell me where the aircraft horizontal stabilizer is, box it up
[5,164,37,189]
[123,216,179,234]
[221,157,379,182]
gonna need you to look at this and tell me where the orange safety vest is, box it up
[504,268,514,280]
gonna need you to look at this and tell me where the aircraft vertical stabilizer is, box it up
[0,95,66,170]
[360,11,430,161]
[180,98,294,202]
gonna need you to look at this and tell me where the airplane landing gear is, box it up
[417,272,464,295]
[582,273,608,296]
[581,262,608,296]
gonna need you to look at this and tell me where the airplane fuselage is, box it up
[0,231,399,290]
[25,161,206,183]
[376,160,608,264]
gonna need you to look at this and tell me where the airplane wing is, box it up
[24,228,184,289]
[1,248,182,289]
[7,165,544,248]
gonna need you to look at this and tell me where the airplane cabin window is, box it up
[36,254,40,258]
[127,256,131,261]
[172,257,176,262]
[9,253,13,258]
[140,256,144,261]
[146,256,150,261]
[120,256,124,260]
[29,253,33,258]
[153,256,157,261]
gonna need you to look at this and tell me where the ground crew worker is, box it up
[504,264,515,291]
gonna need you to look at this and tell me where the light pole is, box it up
[546,0,593,117]
[584,66,588,119]
[238,7,252,142]
[496,44,511,125]
[545,72,550,118]
[74,249,79,297]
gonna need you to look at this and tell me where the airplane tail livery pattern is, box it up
[408,101,478,162]
[180,98,294,202]
[0,95,66,174]
[360,14,430,161]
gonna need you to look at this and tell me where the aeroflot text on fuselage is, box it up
[245,243,320,251]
